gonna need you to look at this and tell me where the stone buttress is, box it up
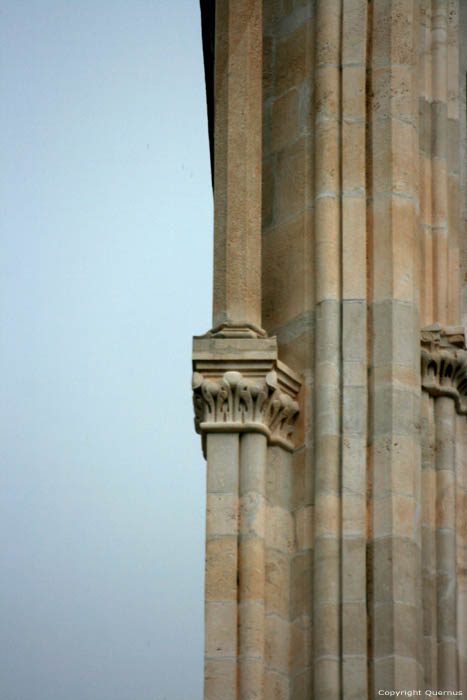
[193,1,467,698]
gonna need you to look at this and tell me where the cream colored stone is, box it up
[265,548,290,618]
[271,89,299,151]
[295,505,313,551]
[206,537,237,602]
[205,602,237,658]
[195,2,466,697]
[206,493,238,536]
[265,614,290,674]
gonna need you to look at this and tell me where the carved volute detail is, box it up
[192,369,300,450]
[421,324,467,415]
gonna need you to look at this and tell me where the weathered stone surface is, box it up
[194,0,467,696]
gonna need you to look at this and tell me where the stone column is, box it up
[192,337,301,700]
[212,0,263,332]
[421,326,467,692]
[368,0,423,693]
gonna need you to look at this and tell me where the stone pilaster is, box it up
[193,336,301,700]
[195,1,466,697]
[420,324,467,691]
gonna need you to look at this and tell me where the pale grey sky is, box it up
[0,2,212,698]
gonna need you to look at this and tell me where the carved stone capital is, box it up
[192,336,302,453]
[421,324,467,415]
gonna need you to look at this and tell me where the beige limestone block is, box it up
[266,445,292,510]
[313,536,340,603]
[295,505,313,551]
[422,467,436,527]
[342,437,366,493]
[275,136,311,220]
[290,551,312,619]
[343,361,367,387]
[275,20,312,96]
[315,0,341,66]
[262,214,308,328]
[238,658,264,700]
[264,670,289,700]
[342,537,366,602]
[436,468,456,530]
[314,119,340,195]
[204,659,236,700]
[373,655,419,693]
[206,492,238,536]
[342,492,366,536]
[342,121,366,192]
[372,364,419,389]
[314,65,339,121]
[315,383,341,436]
[432,0,448,102]
[270,316,314,372]
[313,436,341,492]
[272,89,300,152]
[438,641,458,691]
[314,603,340,657]
[313,657,341,699]
[265,614,290,674]
[342,602,367,655]
[265,548,290,618]
[291,447,313,510]
[343,386,366,437]
[314,490,340,538]
[372,300,419,369]
[205,537,237,602]
[372,65,418,123]
[372,0,418,68]
[238,600,265,659]
[342,65,366,119]
[342,0,368,64]
[212,0,262,328]
[291,668,312,700]
[290,615,312,675]
[373,493,416,539]
[206,433,239,494]
[265,504,294,554]
[373,601,419,658]
[239,537,265,601]
[315,300,340,362]
[371,537,420,606]
[205,602,237,658]
[342,656,368,700]
[239,494,266,539]
[314,197,340,301]
[342,197,367,299]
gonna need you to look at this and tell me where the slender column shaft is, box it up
[421,393,438,689]
[419,0,433,325]
[457,412,467,691]
[341,1,369,696]
[369,0,423,692]
[204,433,239,700]
[431,0,449,324]
[212,0,263,329]
[435,396,458,690]
[312,1,342,697]
[238,432,267,699]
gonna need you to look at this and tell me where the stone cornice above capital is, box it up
[421,324,467,415]
[192,335,302,453]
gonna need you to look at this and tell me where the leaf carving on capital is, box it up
[421,346,467,415]
[192,370,300,449]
